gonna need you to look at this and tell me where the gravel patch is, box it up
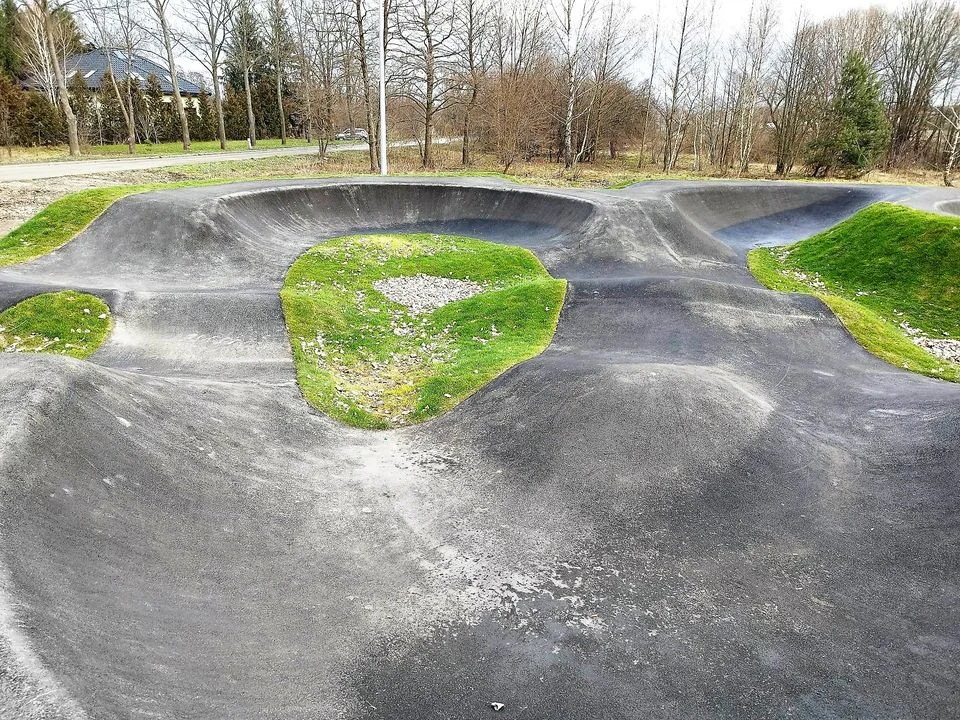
[373,274,484,315]
[899,320,960,363]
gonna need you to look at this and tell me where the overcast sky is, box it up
[664,0,920,32]
[647,0,913,39]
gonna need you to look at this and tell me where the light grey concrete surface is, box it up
[0,178,957,720]
[0,139,447,181]
[0,144,324,181]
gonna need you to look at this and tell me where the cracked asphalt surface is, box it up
[0,178,958,719]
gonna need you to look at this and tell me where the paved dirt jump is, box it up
[0,178,958,719]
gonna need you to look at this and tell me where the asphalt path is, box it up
[0,140,378,181]
[0,178,958,719]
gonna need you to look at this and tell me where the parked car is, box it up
[335,128,369,142]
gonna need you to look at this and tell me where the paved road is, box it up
[1,178,957,719]
[0,142,357,181]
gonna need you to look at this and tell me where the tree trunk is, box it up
[243,63,256,146]
[159,13,190,150]
[212,64,227,150]
[423,49,435,168]
[107,70,136,154]
[355,0,377,172]
[945,122,959,187]
[125,84,136,152]
[562,60,575,169]
[43,13,78,156]
[461,84,477,165]
[276,69,286,144]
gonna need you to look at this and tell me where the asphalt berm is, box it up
[0,178,957,719]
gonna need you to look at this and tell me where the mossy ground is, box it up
[0,291,111,358]
[748,203,960,381]
[281,233,566,428]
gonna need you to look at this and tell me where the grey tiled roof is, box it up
[66,49,203,95]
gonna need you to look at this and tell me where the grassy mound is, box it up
[0,291,111,358]
[281,233,566,428]
[748,202,960,381]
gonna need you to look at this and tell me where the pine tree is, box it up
[68,71,93,144]
[0,74,25,153]
[97,71,126,144]
[23,92,66,146]
[0,0,18,79]
[187,88,214,141]
[807,52,890,177]
[144,73,175,143]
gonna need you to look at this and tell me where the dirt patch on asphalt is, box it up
[0,170,183,236]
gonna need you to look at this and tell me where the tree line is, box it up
[0,0,957,183]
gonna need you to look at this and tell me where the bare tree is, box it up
[79,0,142,154]
[145,0,191,149]
[482,0,549,171]
[661,0,695,172]
[288,0,315,141]
[17,1,56,103]
[266,0,291,144]
[180,0,237,150]
[351,0,377,169]
[549,0,595,169]
[936,105,960,186]
[691,0,714,171]
[22,0,81,154]
[883,0,960,167]
[584,0,635,161]
[232,0,261,146]
[311,0,342,154]
[636,0,658,168]
[454,0,488,165]
[395,0,457,167]
[735,1,774,174]
[765,13,819,175]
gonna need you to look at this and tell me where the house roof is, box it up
[65,49,203,96]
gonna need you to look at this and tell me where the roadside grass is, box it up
[0,290,111,358]
[281,233,566,428]
[88,138,315,157]
[747,202,960,381]
[0,137,328,162]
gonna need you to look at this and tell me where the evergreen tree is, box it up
[807,52,890,177]
[0,74,25,153]
[23,92,65,146]
[191,88,216,141]
[0,0,18,79]
[223,87,249,140]
[68,71,93,144]
[97,71,126,143]
[144,73,175,142]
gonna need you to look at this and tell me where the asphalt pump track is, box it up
[0,178,958,719]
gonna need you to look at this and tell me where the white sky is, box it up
[645,0,915,39]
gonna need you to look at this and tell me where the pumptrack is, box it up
[0,178,958,719]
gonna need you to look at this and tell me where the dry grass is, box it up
[0,143,950,237]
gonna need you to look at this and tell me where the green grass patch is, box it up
[0,177,286,268]
[281,233,566,428]
[0,186,142,267]
[0,291,111,358]
[89,138,313,157]
[747,202,960,381]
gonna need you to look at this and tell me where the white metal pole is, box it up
[378,0,388,176]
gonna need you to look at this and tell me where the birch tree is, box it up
[550,0,595,169]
